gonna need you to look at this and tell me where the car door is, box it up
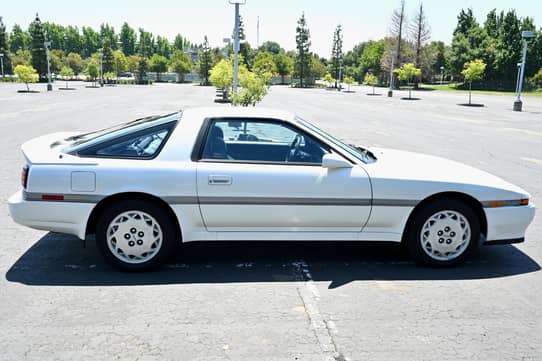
[195,118,372,232]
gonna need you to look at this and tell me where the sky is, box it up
[2,0,542,56]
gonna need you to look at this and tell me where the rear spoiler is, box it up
[21,132,96,165]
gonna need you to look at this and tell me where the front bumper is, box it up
[8,190,94,240]
[484,204,535,243]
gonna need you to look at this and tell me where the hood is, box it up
[365,147,530,200]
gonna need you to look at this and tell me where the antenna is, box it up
[257,16,260,48]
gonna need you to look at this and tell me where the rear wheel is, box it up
[405,199,480,267]
[96,200,178,271]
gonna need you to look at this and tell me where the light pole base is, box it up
[513,100,523,112]
[47,83,53,91]
[387,90,393,97]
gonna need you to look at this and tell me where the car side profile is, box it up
[8,107,535,270]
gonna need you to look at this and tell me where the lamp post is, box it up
[44,41,52,91]
[513,30,534,112]
[229,0,246,106]
[338,58,343,91]
[440,66,444,85]
[515,62,522,94]
[388,50,396,97]
[99,51,104,87]
[0,53,4,78]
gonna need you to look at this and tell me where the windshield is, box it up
[63,112,180,151]
[295,116,376,164]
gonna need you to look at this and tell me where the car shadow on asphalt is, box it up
[5,232,541,289]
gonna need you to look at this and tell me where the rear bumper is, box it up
[8,190,94,240]
[484,204,535,243]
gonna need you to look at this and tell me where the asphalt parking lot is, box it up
[0,81,541,361]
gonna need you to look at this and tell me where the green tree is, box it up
[330,25,343,88]
[63,25,81,55]
[136,56,148,83]
[359,40,385,80]
[29,14,48,81]
[259,41,283,55]
[274,53,293,84]
[85,61,99,86]
[149,54,168,81]
[155,35,171,57]
[126,55,141,74]
[49,49,64,73]
[309,55,326,80]
[323,73,335,87]
[120,22,137,56]
[461,59,486,105]
[0,17,12,75]
[101,39,115,73]
[64,52,84,75]
[394,63,422,99]
[99,23,117,49]
[14,64,38,91]
[173,34,190,51]
[235,67,269,106]
[138,28,154,58]
[343,76,354,91]
[81,26,100,57]
[295,12,311,87]
[12,49,32,67]
[168,50,192,83]
[113,50,127,75]
[10,24,29,53]
[364,72,378,95]
[198,36,212,85]
[532,68,542,87]
[210,58,233,90]
[253,51,276,84]
[60,65,74,88]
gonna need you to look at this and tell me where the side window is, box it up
[78,123,174,158]
[201,119,329,164]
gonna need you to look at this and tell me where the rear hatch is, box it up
[21,132,94,165]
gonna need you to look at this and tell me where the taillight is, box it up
[22,165,29,189]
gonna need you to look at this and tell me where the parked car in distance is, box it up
[8,107,535,271]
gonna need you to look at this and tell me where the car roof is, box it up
[182,107,296,122]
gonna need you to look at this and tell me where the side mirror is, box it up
[322,153,353,169]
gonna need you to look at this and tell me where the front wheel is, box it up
[96,200,178,271]
[405,199,480,267]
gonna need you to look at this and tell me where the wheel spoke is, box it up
[420,210,471,262]
[106,210,163,265]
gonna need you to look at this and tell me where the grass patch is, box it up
[421,83,542,97]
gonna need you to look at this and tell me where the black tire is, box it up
[96,199,179,271]
[405,199,480,267]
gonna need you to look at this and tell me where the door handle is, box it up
[208,175,232,185]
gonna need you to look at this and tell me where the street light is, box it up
[0,53,4,78]
[515,62,522,95]
[229,0,246,106]
[388,50,397,97]
[44,41,52,91]
[513,30,535,112]
[98,51,104,87]
[440,66,444,85]
[338,58,343,91]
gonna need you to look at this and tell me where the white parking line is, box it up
[291,260,348,361]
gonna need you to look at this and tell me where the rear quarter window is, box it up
[76,121,176,159]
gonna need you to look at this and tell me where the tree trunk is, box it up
[26,82,29,92]
[469,81,472,105]
[281,75,285,84]
[373,85,375,95]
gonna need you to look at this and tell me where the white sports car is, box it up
[8,107,535,270]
